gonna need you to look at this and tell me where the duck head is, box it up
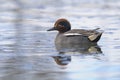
[47,18,71,33]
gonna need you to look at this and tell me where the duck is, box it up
[47,18,103,45]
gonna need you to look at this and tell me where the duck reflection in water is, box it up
[53,52,71,66]
[55,43,102,55]
[53,43,102,66]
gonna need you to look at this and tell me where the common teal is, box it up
[47,18,103,45]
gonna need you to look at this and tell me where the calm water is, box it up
[0,0,120,80]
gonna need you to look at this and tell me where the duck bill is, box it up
[47,27,56,31]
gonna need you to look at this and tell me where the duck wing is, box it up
[64,28,103,42]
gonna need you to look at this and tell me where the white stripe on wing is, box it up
[64,33,82,36]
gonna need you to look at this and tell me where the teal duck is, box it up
[47,18,103,45]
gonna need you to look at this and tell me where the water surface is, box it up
[0,0,120,80]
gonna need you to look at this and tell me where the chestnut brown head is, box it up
[47,18,71,33]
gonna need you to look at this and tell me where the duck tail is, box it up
[93,28,100,31]
[91,33,103,42]
[88,31,103,42]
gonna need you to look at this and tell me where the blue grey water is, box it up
[0,0,120,80]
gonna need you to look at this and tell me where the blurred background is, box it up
[0,0,120,80]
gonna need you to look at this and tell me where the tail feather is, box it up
[93,28,100,31]
[88,32,103,42]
